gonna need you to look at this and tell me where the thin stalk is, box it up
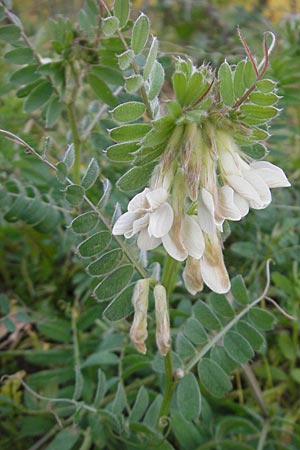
[256,419,269,450]
[243,363,268,418]
[66,104,82,184]
[158,255,180,425]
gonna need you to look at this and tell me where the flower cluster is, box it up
[113,122,290,295]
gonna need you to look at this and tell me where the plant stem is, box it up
[158,255,180,425]
[67,104,81,184]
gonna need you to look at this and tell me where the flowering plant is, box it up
[0,0,297,448]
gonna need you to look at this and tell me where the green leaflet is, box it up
[240,104,279,120]
[234,60,246,99]
[65,184,85,206]
[81,351,119,368]
[114,0,130,29]
[45,428,80,450]
[193,301,221,331]
[118,49,134,70]
[5,47,35,64]
[10,65,40,85]
[94,265,134,300]
[177,373,201,421]
[117,163,154,192]
[143,36,159,80]
[111,101,146,122]
[103,283,135,321]
[243,60,257,88]
[256,78,276,93]
[81,158,100,190]
[0,25,21,42]
[223,331,254,365]
[125,74,143,93]
[242,143,268,159]
[102,16,120,36]
[249,92,279,106]
[218,61,235,106]
[112,382,127,414]
[176,333,197,360]
[208,293,235,321]
[183,317,208,346]
[46,95,63,128]
[24,80,53,112]
[131,14,150,55]
[71,211,99,235]
[106,141,138,162]
[198,358,232,398]
[210,345,238,374]
[88,74,118,107]
[231,275,249,305]
[130,386,149,422]
[110,124,151,142]
[78,231,111,258]
[87,248,123,277]
[248,307,276,331]
[236,320,266,352]
[172,71,187,106]
[147,61,164,100]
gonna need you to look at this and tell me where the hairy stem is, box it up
[158,255,180,424]
[66,104,82,184]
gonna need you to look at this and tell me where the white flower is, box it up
[154,284,171,356]
[130,279,150,354]
[197,134,225,235]
[182,230,230,295]
[216,130,290,216]
[112,187,174,251]
[162,170,205,261]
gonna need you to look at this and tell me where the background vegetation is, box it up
[0,0,299,449]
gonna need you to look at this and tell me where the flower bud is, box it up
[130,279,150,354]
[154,284,171,356]
[161,125,184,175]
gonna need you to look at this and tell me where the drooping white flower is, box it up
[161,170,205,261]
[154,284,170,356]
[112,187,174,251]
[182,230,230,295]
[197,129,225,235]
[216,130,290,215]
[130,279,150,354]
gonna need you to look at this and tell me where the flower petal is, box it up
[112,212,138,236]
[162,231,188,261]
[128,188,150,212]
[200,233,230,294]
[218,185,242,221]
[250,161,291,188]
[243,170,271,208]
[182,257,203,295]
[198,188,216,235]
[148,203,174,238]
[131,214,150,235]
[137,228,161,251]
[233,193,249,217]
[226,174,265,208]
[182,215,205,259]
[146,187,169,209]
